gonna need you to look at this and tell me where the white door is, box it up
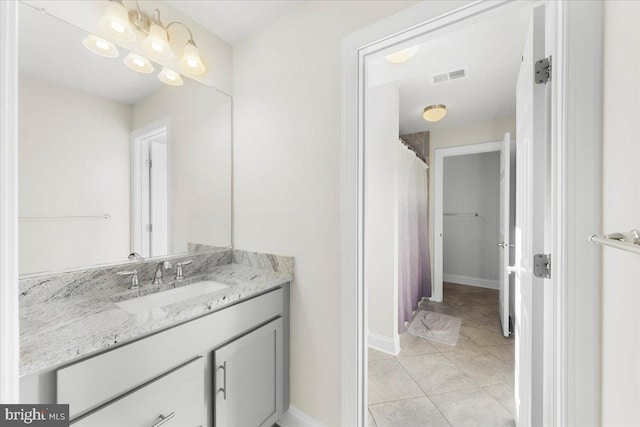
[498,132,512,338]
[514,4,548,426]
[149,140,168,256]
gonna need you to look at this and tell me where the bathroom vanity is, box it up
[20,250,292,427]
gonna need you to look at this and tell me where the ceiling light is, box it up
[423,104,447,122]
[98,0,136,42]
[82,34,119,58]
[385,46,419,64]
[179,40,206,75]
[123,53,154,74]
[158,67,183,86]
[143,23,173,60]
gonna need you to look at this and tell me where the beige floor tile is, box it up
[369,397,451,427]
[483,382,516,415]
[368,359,424,404]
[451,354,514,387]
[429,334,475,353]
[484,344,515,367]
[369,347,394,363]
[430,388,515,427]
[460,324,513,347]
[368,409,378,426]
[399,332,439,357]
[441,343,491,363]
[399,354,478,395]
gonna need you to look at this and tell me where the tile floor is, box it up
[368,283,515,427]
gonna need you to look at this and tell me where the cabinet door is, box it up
[72,357,204,427]
[214,318,283,427]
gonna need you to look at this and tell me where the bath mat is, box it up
[407,310,462,346]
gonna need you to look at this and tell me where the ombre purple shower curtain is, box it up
[397,144,431,333]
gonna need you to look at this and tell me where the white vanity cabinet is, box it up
[72,357,204,427]
[214,318,283,427]
[21,285,290,427]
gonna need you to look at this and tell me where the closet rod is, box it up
[19,214,111,220]
[443,213,478,217]
[589,230,640,255]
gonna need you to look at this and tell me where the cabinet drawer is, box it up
[72,357,204,427]
[58,288,283,419]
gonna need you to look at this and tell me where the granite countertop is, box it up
[20,262,291,377]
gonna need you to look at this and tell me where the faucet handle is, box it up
[117,270,140,289]
[175,260,193,281]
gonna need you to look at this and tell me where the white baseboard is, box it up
[367,331,400,356]
[278,405,326,427]
[443,274,499,290]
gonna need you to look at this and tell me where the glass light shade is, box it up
[123,52,154,74]
[98,1,136,42]
[179,41,206,75]
[385,46,419,64]
[158,67,183,86]
[143,24,173,60]
[422,104,447,122]
[82,34,119,58]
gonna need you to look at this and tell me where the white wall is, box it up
[443,151,500,287]
[132,82,232,253]
[23,0,233,94]
[232,1,416,424]
[601,2,640,425]
[18,75,131,274]
[365,84,399,352]
[429,116,516,272]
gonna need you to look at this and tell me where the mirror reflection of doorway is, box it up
[132,123,169,258]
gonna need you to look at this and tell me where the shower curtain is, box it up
[397,143,431,333]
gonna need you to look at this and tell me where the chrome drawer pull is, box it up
[218,361,227,400]
[150,412,175,427]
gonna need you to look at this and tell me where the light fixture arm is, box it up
[166,21,196,45]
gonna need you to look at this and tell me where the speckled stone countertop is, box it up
[20,250,293,377]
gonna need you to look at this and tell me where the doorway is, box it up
[356,1,558,426]
[131,122,170,258]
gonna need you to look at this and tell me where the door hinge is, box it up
[146,159,152,168]
[534,254,551,279]
[145,224,153,232]
[535,56,552,84]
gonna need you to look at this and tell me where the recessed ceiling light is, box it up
[385,46,419,64]
[423,104,447,122]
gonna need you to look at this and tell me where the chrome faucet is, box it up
[175,260,193,281]
[117,270,140,290]
[152,261,172,285]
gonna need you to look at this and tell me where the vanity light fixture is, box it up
[123,52,154,74]
[82,34,119,58]
[385,46,419,64]
[423,104,447,122]
[158,67,183,86]
[96,0,207,76]
[143,18,174,60]
[98,0,136,42]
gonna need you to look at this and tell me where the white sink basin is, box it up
[116,281,229,315]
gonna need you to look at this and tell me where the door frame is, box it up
[130,118,171,258]
[341,1,602,426]
[431,140,503,303]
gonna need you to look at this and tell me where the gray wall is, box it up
[443,151,500,287]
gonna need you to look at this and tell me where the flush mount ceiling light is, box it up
[423,104,447,122]
[91,0,208,77]
[82,34,119,58]
[385,46,419,64]
[123,52,154,74]
[158,67,183,86]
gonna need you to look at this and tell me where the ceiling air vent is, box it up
[431,67,469,84]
